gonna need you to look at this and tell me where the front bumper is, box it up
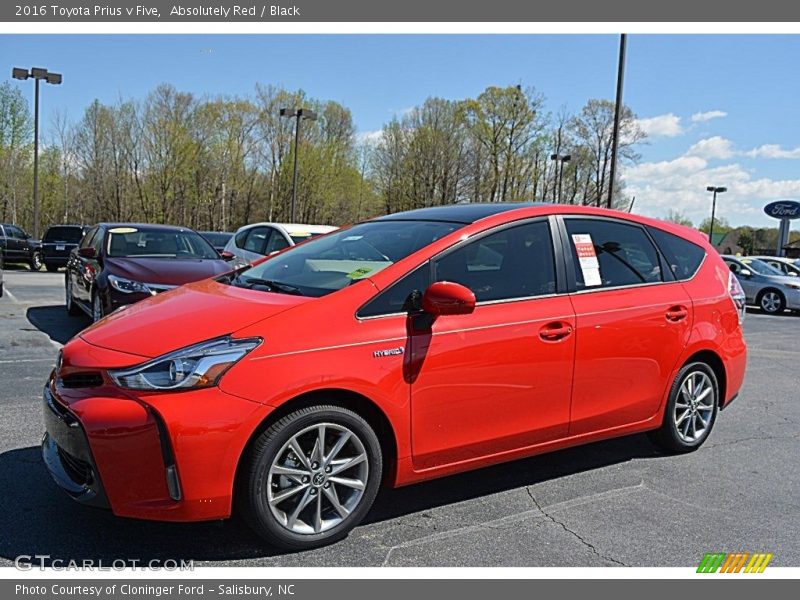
[41,385,109,508]
[42,364,272,523]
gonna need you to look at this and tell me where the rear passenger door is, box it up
[559,217,693,436]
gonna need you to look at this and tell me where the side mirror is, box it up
[740,268,752,278]
[78,247,96,259]
[220,251,236,261]
[422,281,476,316]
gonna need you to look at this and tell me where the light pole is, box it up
[607,33,627,209]
[706,186,727,244]
[280,107,317,222]
[12,67,62,239]
[550,153,571,203]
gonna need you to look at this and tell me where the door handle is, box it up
[539,322,573,342]
[666,306,689,322]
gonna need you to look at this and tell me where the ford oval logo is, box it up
[764,200,800,220]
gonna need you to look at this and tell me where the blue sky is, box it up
[3,34,799,228]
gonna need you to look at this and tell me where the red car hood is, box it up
[105,256,230,285]
[80,279,311,359]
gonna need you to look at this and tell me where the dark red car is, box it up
[46,204,747,550]
[65,223,233,322]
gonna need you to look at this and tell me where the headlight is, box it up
[108,274,152,295]
[108,336,261,391]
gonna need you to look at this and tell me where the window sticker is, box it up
[571,233,602,287]
[346,266,374,279]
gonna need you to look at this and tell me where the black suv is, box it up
[41,225,88,272]
[0,223,42,271]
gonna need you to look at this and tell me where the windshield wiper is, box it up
[231,275,304,295]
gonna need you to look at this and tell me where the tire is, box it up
[45,264,59,272]
[757,288,785,314]
[91,291,105,322]
[29,251,42,271]
[237,405,382,551]
[65,276,81,316]
[649,362,719,453]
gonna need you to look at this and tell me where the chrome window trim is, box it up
[355,216,559,321]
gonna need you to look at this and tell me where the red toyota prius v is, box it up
[43,203,747,550]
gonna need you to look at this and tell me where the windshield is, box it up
[233,220,463,297]
[44,226,84,243]
[742,258,784,276]
[107,227,220,259]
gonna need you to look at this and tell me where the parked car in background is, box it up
[200,231,234,254]
[45,204,747,550]
[751,255,800,278]
[42,225,89,272]
[0,223,42,271]
[224,222,337,264]
[65,223,235,322]
[723,255,800,314]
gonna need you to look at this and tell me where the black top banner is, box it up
[3,0,800,22]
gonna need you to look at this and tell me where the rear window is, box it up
[43,226,84,243]
[647,226,706,281]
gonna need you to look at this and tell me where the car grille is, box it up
[56,445,94,486]
[61,372,104,388]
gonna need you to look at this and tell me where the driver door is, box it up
[409,219,576,471]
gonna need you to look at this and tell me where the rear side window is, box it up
[565,218,662,290]
[647,226,706,281]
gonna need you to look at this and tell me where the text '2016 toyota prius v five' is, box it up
[42,203,747,550]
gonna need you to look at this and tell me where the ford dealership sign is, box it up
[764,200,800,220]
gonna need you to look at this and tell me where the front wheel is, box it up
[29,251,42,271]
[91,291,105,322]
[238,405,382,550]
[649,362,719,453]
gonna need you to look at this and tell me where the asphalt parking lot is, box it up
[0,267,798,568]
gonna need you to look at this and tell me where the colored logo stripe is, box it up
[697,553,773,573]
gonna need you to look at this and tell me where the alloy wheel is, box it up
[673,371,715,443]
[761,291,782,313]
[267,422,368,535]
[66,279,72,309]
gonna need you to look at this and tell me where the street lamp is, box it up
[550,153,572,203]
[280,107,317,222]
[12,66,62,239]
[706,186,727,244]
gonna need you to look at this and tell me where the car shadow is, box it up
[0,434,663,564]
[26,305,87,345]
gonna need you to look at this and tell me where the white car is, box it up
[223,222,338,264]
[751,255,800,278]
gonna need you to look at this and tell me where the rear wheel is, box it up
[29,251,42,271]
[649,362,718,453]
[758,289,785,314]
[238,405,382,550]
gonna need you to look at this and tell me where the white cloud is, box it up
[745,144,800,159]
[356,129,383,144]
[691,110,727,123]
[635,113,685,138]
[686,136,735,160]
[623,153,800,227]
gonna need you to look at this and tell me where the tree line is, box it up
[0,81,647,236]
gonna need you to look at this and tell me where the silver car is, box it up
[723,255,800,315]
[751,255,800,278]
